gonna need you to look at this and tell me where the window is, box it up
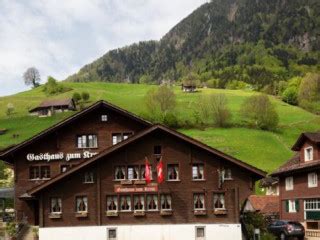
[127,166,139,180]
[160,194,172,210]
[112,133,132,145]
[213,193,225,209]
[123,132,132,140]
[305,199,320,210]
[112,133,122,145]
[77,135,98,148]
[308,172,318,188]
[305,147,313,161]
[285,177,294,191]
[29,166,40,180]
[84,171,94,183]
[154,145,162,155]
[101,115,108,122]
[192,164,204,180]
[167,164,179,180]
[41,166,50,179]
[120,195,131,211]
[224,169,232,180]
[134,195,145,211]
[29,166,50,180]
[107,228,117,240]
[287,200,297,213]
[76,196,88,213]
[106,196,118,212]
[60,165,70,173]
[50,198,62,213]
[195,227,205,240]
[114,166,126,180]
[146,194,158,211]
[194,193,205,210]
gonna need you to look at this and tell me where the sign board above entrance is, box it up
[26,151,98,162]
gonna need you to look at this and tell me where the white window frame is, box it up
[194,193,206,210]
[50,197,62,214]
[305,146,314,161]
[195,226,206,240]
[76,196,88,213]
[288,200,296,213]
[107,228,117,240]
[285,177,294,191]
[101,115,108,122]
[308,172,318,188]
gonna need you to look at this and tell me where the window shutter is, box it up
[295,199,300,212]
[285,200,289,212]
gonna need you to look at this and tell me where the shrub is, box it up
[43,76,68,95]
[208,94,232,127]
[206,78,220,88]
[145,85,176,122]
[241,94,279,130]
[6,103,14,117]
[282,86,298,105]
[242,212,267,240]
[225,80,247,90]
[81,92,90,102]
[5,222,17,237]
[72,92,82,103]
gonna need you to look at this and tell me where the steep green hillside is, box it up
[1,82,319,173]
[67,0,320,90]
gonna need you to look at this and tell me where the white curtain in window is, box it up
[147,195,158,210]
[134,195,145,210]
[199,165,204,179]
[174,166,179,179]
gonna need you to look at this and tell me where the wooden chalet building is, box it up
[0,100,265,240]
[29,98,76,117]
[271,132,320,239]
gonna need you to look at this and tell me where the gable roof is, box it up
[247,195,279,214]
[29,98,76,113]
[292,132,320,151]
[28,124,266,196]
[0,100,151,161]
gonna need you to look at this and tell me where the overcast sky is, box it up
[0,0,208,96]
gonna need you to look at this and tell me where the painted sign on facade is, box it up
[26,151,98,162]
[114,184,158,193]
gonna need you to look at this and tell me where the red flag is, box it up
[156,157,164,184]
[145,158,151,184]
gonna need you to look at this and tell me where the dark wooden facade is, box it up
[272,133,320,233]
[0,101,265,228]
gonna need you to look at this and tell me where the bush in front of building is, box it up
[5,221,17,239]
[242,212,267,240]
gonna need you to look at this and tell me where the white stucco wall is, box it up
[40,223,242,240]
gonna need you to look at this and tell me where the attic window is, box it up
[101,115,108,122]
[305,147,313,161]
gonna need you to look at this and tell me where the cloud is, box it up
[0,0,207,96]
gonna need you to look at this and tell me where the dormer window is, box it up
[305,147,313,161]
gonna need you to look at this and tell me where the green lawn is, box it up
[0,82,319,173]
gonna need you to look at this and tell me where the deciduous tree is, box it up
[23,67,41,88]
[241,94,279,130]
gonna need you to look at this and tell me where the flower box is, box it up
[75,212,88,218]
[49,213,62,219]
[194,210,207,216]
[160,210,172,216]
[121,180,133,185]
[134,210,145,217]
[214,209,227,215]
[106,211,118,217]
[134,180,146,185]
